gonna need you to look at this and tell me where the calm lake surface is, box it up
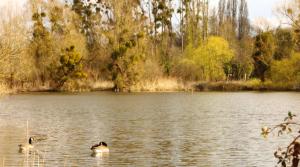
[0,92,300,166]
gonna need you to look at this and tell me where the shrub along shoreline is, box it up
[1,79,299,95]
[195,81,300,91]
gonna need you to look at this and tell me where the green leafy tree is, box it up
[196,36,234,81]
[179,36,234,81]
[271,53,300,84]
[48,2,88,65]
[49,46,86,89]
[274,28,295,60]
[252,31,275,82]
[108,0,147,92]
[109,32,145,92]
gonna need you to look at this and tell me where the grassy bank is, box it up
[0,79,299,95]
[0,78,194,94]
[196,80,300,91]
[129,78,195,92]
[0,83,13,95]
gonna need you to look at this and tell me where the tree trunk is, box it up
[9,73,14,89]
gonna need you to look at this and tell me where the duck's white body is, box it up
[18,144,34,152]
[92,145,109,153]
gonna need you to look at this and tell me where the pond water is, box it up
[0,92,300,166]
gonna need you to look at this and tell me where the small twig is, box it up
[269,122,300,134]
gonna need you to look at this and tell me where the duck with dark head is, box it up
[91,141,109,154]
[18,137,34,153]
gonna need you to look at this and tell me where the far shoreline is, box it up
[2,80,299,95]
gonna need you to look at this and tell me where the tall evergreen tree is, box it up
[252,32,275,82]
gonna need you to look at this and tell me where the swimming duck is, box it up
[18,137,34,152]
[91,141,109,153]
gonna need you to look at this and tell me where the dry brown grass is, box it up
[131,78,194,92]
[195,79,300,91]
[0,83,12,95]
[91,80,114,91]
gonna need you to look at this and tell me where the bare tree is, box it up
[0,4,32,87]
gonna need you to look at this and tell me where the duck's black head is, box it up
[29,137,34,144]
[99,142,107,147]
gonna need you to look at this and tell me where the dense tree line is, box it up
[0,0,299,92]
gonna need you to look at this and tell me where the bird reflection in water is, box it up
[92,151,109,166]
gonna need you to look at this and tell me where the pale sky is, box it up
[0,0,25,7]
[0,0,285,26]
[210,0,285,26]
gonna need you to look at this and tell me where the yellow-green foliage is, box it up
[271,53,300,84]
[0,83,10,95]
[49,46,86,89]
[179,36,234,81]
[109,31,146,91]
